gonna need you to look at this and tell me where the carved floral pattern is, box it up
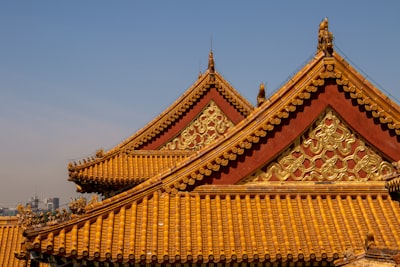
[161,101,234,151]
[241,108,394,183]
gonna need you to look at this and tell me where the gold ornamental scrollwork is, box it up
[161,101,234,151]
[241,108,394,183]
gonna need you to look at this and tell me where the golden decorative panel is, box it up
[161,101,234,151]
[241,108,394,183]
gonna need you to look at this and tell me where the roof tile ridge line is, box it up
[106,71,215,152]
[69,73,212,168]
[333,53,400,137]
[158,54,339,191]
[266,52,325,105]
[193,182,388,194]
[24,179,164,238]
[124,149,193,156]
[69,149,194,172]
[333,52,400,123]
[213,71,255,112]
[70,71,253,170]
[84,177,164,214]
[244,53,325,122]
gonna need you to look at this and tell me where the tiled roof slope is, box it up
[70,150,192,196]
[68,52,254,195]
[0,217,26,267]
[24,183,400,264]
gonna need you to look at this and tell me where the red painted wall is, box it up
[202,82,399,185]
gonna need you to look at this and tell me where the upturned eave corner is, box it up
[385,161,400,202]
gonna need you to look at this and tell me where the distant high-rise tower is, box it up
[46,198,59,212]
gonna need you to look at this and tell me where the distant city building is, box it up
[0,196,60,217]
[27,196,40,211]
[0,207,17,216]
[45,197,59,213]
[26,196,60,213]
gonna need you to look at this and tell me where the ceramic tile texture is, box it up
[27,183,400,264]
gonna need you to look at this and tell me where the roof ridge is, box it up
[68,149,193,172]
[69,69,254,170]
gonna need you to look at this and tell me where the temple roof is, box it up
[68,51,255,195]
[20,19,400,265]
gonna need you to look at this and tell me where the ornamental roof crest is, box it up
[318,18,334,56]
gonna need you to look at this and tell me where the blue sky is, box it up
[1,1,399,208]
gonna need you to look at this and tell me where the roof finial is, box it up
[198,61,203,79]
[208,49,215,73]
[208,35,215,73]
[317,18,334,57]
[257,83,266,107]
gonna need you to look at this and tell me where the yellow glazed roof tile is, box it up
[24,183,400,264]
[0,217,27,267]
[69,150,192,195]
